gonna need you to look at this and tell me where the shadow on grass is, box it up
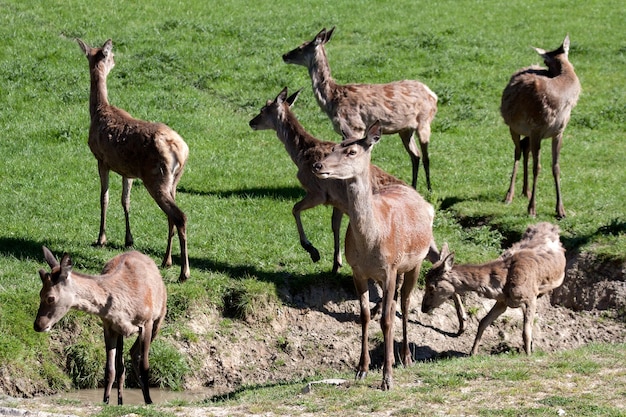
[0,237,48,260]
[178,185,304,200]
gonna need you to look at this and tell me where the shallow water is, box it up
[50,387,218,406]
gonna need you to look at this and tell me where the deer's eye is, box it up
[46,296,55,305]
[347,149,357,156]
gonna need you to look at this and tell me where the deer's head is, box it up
[34,247,76,332]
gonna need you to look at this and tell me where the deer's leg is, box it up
[471,300,507,356]
[527,138,542,217]
[416,121,432,192]
[551,134,566,219]
[103,329,117,405]
[521,298,537,355]
[354,276,371,382]
[131,325,154,404]
[331,207,343,274]
[147,182,189,282]
[292,193,326,263]
[504,130,521,204]
[400,269,419,367]
[453,293,468,335]
[521,137,531,199]
[398,130,421,189]
[96,162,110,246]
[115,335,125,405]
[380,272,397,391]
[121,177,134,247]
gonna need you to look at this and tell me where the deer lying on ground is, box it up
[34,247,167,405]
[421,222,566,355]
[284,27,438,190]
[77,38,190,281]
[501,35,581,219]
[313,121,435,390]
[249,87,414,274]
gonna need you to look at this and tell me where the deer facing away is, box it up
[77,38,190,282]
[313,121,435,390]
[249,87,407,274]
[34,247,167,405]
[501,35,581,219]
[421,222,566,355]
[284,27,438,190]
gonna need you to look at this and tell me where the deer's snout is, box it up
[312,162,322,173]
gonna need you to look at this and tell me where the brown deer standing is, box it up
[313,121,435,390]
[421,222,566,355]
[249,87,411,274]
[76,38,190,282]
[34,246,167,405]
[283,27,438,190]
[501,35,581,219]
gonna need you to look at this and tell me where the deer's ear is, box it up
[42,246,59,269]
[443,251,455,271]
[315,28,327,45]
[439,243,450,260]
[562,34,570,54]
[102,39,113,57]
[59,253,73,280]
[76,38,90,56]
[276,87,289,105]
[286,89,301,106]
[364,121,382,147]
[325,26,335,43]
[39,269,49,284]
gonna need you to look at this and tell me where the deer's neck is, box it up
[450,261,507,300]
[276,110,320,165]
[309,47,338,113]
[345,171,379,247]
[70,272,112,317]
[89,69,110,118]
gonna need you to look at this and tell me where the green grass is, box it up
[0,0,624,413]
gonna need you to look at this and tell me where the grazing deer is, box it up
[313,121,435,390]
[76,38,190,281]
[501,35,581,219]
[283,27,438,190]
[421,222,566,355]
[34,246,167,405]
[249,87,409,274]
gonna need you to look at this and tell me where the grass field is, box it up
[0,0,624,415]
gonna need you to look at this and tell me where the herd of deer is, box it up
[33,28,579,402]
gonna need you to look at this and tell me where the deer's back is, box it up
[501,66,580,139]
[89,106,188,179]
[99,251,167,334]
[504,247,566,307]
[332,80,438,134]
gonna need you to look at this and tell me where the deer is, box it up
[34,246,167,405]
[76,38,190,282]
[283,27,438,191]
[421,222,566,356]
[501,35,581,219]
[249,87,414,274]
[312,121,435,390]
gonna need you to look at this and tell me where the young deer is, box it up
[313,121,435,390]
[34,247,167,405]
[501,35,581,219]
[76,38,190,282]
[283,27,438,190]
[421,222,566,355]
[249,87,406,274]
